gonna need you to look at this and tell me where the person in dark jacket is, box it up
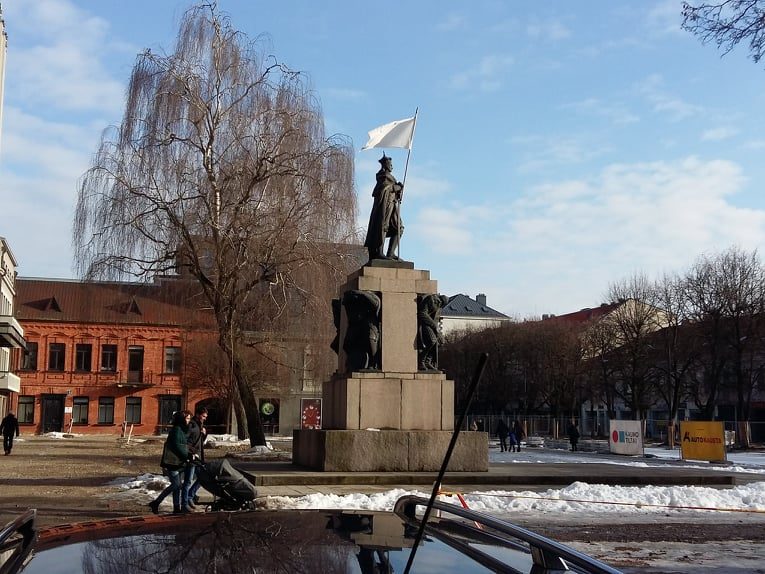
[149,410,192,514]
[512,420,525,453]
[495,419,510,452]
[567,420,580,452]
[1,412,20,455]
[183,406,208,510]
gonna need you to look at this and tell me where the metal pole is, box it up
[396,108,418,259]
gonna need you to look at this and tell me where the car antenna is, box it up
[403,352,489,574]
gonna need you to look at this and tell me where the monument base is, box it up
[323,371,454,430]
[292,429,488,472]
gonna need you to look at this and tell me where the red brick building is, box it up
[13,278,218,435]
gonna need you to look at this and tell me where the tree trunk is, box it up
[232,392,248,440]
[230,355,267,447]
[667,420,675,449]
[737,420,751,449]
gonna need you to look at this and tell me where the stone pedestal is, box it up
[293,261,488,472]
[337,261,435,374]
[322,371,453,431]
[293,429,488,472]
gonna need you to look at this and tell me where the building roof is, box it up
[441,293,509,319]
[16,278,215,328]
[545,302,622,325]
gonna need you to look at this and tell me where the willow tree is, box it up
[73,5,357,446]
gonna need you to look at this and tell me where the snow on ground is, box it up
[488,442,765,474]
[115,439,765,517]
[263,482,765,516]
[115,474,765,516]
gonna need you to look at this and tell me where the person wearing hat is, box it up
[364,153,404,260]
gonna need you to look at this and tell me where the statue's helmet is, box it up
[379,153,391,165]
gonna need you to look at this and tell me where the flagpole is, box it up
[401,107,418,190]
[397,108,418,259]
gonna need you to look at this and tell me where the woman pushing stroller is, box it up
[149,410,194,514]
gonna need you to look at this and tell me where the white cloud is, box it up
[646,0,685,36]
[1,107,101,177]
[412,205,495,256]
[526,19,571,41]
[636,74,703,121]
[509,134,612,173]
[561,98,640,125]
[414,156,764,317]
[701,126,739,141]
[437,13,466,32]
[450,54,514,92]
[742,139,765,150]
[3,0,126,115]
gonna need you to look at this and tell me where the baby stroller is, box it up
[194,458,258,511]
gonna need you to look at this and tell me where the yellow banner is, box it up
[679,421,726,462]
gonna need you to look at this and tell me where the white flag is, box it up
[362,116,416,150]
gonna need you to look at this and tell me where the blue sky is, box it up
[2,0,765,318]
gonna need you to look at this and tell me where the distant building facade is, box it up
[14,278,219,435]
[441,293,510,337]
[0,238,24,415]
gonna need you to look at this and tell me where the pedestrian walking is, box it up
[183,406,208,510]
[149,410,192,514]
[1,412,20,455]
[512,420,525,453]
[495,419,509,452]
[567,420,580,452]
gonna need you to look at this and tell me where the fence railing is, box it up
[464,414,765,445]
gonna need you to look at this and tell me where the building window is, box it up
[48,343,66,371]
[98,397,115,424]
[21,342,38,370]
[101,344,117,372]
[18,395,35,424]
[75,344,92,372]
[164,346,182,374]
[125,397,142,424]
[72,396,89,424]
[128,346,144,383]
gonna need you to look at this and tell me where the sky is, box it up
[2,1,765,318]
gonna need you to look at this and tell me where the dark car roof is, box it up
[9,500,621,574]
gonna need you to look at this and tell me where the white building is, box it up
[0,238,24,414]
[441,293,510,337]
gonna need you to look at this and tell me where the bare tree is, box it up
[685,247,765,446]
[581,317,620,424]
[73,5,357,445]
[522,320,586,420]
[650,273,694,447]
[682,1,765,65]
[605,274,665,422]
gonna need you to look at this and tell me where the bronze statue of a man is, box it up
[417,293,449,371]
[364,154,404,260]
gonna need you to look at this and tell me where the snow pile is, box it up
[263,482,765,515]
[204,434,253,448]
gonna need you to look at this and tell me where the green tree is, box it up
[73,5,357,445]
